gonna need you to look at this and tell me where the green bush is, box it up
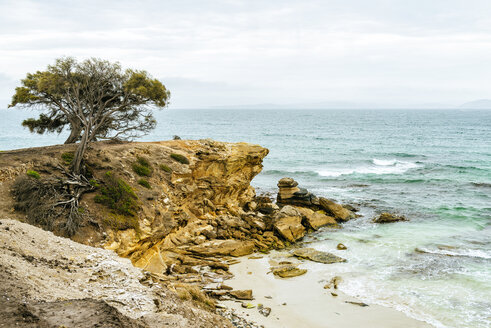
[61,152,74,165]
[137,178,151,189]
[170,153,189,164]
[159,164,172,173]
[89,179,100,187]
[94,171,139,218]
[132,156,152,176]
[26,170,41,179]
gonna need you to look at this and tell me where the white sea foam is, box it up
[372,158,398,166]
[418,247,491,259]
[317,160,420,177]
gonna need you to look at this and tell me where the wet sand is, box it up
[221,253,433,328]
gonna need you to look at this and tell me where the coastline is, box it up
[220,253,433,328]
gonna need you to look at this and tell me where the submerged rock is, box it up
[292,248,347,264]
[372,212,407,223]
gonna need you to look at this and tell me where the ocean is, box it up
[1,108,490,328]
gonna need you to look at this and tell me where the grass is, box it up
[170,153,189,164]
[132,156,152,176]
[94,171,140,231]
[173,283,215,310]
[61,152,74,165]
[26,170,41,179]
[137,178,151,189]
[159,164,172,173]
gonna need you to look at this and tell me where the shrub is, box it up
[89,179,100,187]
[173,283,215,310]
[26,170,41,179]
[159,164,172,173]
[132,156,152,176]
[137,178,151,189]
[94,171,139,218]
[61,152,74,165]
[170,153,189,164]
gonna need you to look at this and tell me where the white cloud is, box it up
[1,0,491,108]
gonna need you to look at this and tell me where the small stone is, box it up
[259,306,271,317]
[337,243,347,250]
[345,301,368,307]
[331,292,338,297]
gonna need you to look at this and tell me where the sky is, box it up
[1,0,491,109]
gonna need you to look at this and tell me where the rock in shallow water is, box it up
[292,248,347,264]
[337,243,347,250]
[372,212,407,223]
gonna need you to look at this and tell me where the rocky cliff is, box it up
[0,139,358,317]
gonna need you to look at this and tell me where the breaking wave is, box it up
[317,159,420,177]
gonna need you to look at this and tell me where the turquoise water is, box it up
[1,108,490,327]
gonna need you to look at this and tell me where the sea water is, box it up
[1,108,490,328]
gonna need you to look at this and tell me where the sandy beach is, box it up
[220,252,433,328]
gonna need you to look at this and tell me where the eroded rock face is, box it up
[187,239,255,257]
[277,178,318,207]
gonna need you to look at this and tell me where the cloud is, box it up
[1,0,491,108]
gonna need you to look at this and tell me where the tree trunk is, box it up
[64,123,81,144]
[72,129,89,175]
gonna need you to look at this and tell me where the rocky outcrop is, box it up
[372,212,407,223]
[277,178,318,207]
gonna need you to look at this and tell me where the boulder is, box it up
[277,178,316,207]
[187,239,255,257]
[271,264,307,278]
[229,289,253,300]
[319,197,355,222]
[292,248,346,264]
[273,216,305,242]
[306,211,337,230]
[372,212,407,223]
[277,205,302,218]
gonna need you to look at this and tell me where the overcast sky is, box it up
[1,0,491,108]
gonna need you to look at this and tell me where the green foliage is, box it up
[89,179,100,187]
[9,57,171,147]
[137,178,151,189]
[94,171,139,219]
[26,170,41,179]
[170,153,189,164]
[132,156,153,176]
[159,164,172,173]
[61,152,74,165]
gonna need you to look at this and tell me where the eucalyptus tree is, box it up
[10,57,170,174]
